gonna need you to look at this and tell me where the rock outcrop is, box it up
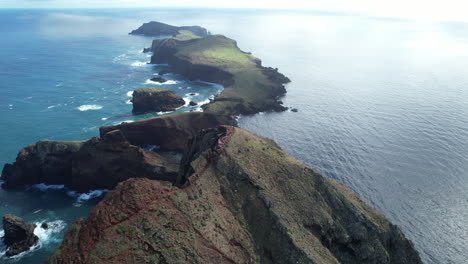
[132,87,185,114]
[2,214,38,257]
[2,113,229,192]
[148,33,290,116]
[150,77,167,83]
[99,112,230,152]
[129,21,209,37]
[1,130,179,192]
[47,126,422,264]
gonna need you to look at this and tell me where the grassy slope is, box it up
[159,33,286,115]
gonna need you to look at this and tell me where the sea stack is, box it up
[2,214,39,257]
[132,87,185,114]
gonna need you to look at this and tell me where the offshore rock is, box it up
[150,77,167,83]
[132,87,185,114]
[47,126,422,264]
[2,214,38,257]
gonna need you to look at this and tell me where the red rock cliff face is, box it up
[47,127,421,264]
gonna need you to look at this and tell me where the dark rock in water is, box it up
[132,87,185,114]
[189,101,198,106]
[291,108,298,112]
[2,214,38,257]
[158,69,171,75]
[150,77,167,83]
[264,99,288,112]
[188,93,196,96]
[41,223,49,230]
[129,21,209,37]
[142,47,151,53]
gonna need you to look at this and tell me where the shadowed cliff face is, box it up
[100,112,230,152]
[47,126,422,264]
[1,130,179,192]
[1,113,228,192]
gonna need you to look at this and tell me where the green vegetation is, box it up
[174,30,202,41]
[134,87,167,94]
[152,34,289,116]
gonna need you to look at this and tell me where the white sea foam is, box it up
[68,189,109,207]
[33,220,67,245]
[77,104,103,111]
[31,183,66,191]
[47,104,60,109]
[185,92,200,97]
[30,183,107,206]
[182,97,191,107]
[114,120,134,125]
[156,111,173,115]
[127,91,133,97]
[126,99,132,105]
[131,61,148,67]
[0,220,66,260]
[55,82,63,87]
[101,117,108,121]
[145,79,177,85]
[0,231,6,258]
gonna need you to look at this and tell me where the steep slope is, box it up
[47,126,421,264]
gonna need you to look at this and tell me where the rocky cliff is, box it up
[1,113,227,192]
[99,112,230,152]
[1,130,179,192]
[47,126,422,264]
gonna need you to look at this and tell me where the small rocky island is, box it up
[2,214,38,257]
[132,87,185,114]
[1,22,422,263]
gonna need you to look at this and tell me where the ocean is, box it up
[0,8,467,263]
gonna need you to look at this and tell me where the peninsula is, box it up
[1,22,422,263]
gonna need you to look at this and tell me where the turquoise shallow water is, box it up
[0,8,467,263]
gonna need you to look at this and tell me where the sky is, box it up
[1,0,468,22]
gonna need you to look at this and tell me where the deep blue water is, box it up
[0,8,467,264]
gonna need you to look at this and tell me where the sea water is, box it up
[0,8,467,264]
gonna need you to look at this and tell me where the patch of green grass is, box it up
[134,87,168,93]
[174,30,202,41]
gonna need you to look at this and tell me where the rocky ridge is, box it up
[47,126,422,264]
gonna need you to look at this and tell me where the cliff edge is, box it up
[47,126,421,264]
